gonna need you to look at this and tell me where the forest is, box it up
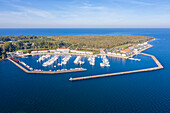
[0,35,70,59]
[49,35,154,49]
[0,35,47,41]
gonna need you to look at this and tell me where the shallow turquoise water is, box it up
[0,28,169,113]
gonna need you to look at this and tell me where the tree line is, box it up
[0,35,47,42]
[49,35,154,49]
[0,35,70,59]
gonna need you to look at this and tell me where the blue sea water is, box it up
[15,55,157,78]
[0,28,170,113]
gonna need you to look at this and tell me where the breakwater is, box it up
[8,58,87,74]
[8,58,30,73]
[69,53,164,81]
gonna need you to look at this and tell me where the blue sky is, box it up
[0,0,170,28]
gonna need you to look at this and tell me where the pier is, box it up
[8,58,30,73]
[8,58,87,74]
[128,58,141,61]
[69,53,164,81]
[28,68,87,74]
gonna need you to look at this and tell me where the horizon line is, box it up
[0,27,170,29]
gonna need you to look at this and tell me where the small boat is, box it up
[43,64,47,67]
[54,65,56,67]
[106,64,110,67]
[58,63,62,66]
[100,63,105,67]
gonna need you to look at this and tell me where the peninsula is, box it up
[0,35,154,59]
[0,34,163,81]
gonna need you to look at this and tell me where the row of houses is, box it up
[31,50,57,54]
[15,49,94,55]
[121,49,133,56]
[108,48,133,57]
[15,42,148,56]
[56,48,70,53]
[100,49,105,54]
[135,43,149,52]
[107,42,149,57]
[16,51,24,55]
[70,50,93,55]
[15,50,56,55]
[30,48,94,55]
[138,42,148,46]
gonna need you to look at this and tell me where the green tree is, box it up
[3,42,15,52]
[0,47,2,59]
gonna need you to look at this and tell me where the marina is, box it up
[0,28,169,113]
[100,55,110,67]
[74,56,81,64]
[37,54,51,62]
[58,55,72,66]
[69,53,164,81]
[8,51,163,80]
[5,36,163,81]
[88,56,95,66]
[42,55,58,67]
[8,54,88,74]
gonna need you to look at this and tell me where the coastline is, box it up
[19,43,153,60]
[6,37,161,79]
[68,38,164,81]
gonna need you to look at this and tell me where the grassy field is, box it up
[117,44,132,49]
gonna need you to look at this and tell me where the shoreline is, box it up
[69,39,163,81]
[5,37,164,81]
[19,44,153,60]
[19,38,155,59]
[6,38,163,78]
[106,38,155,59]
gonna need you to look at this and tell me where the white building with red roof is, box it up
[121,49,133,56]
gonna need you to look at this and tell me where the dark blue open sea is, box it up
[0,28,169,113]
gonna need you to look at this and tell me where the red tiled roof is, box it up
[122,49,133,53]
[100,49,104,51]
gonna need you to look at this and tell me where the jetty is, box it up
[8,58,87,74]
[8,58,30,73]
[69,53,164,81]
[128,58,141,61]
